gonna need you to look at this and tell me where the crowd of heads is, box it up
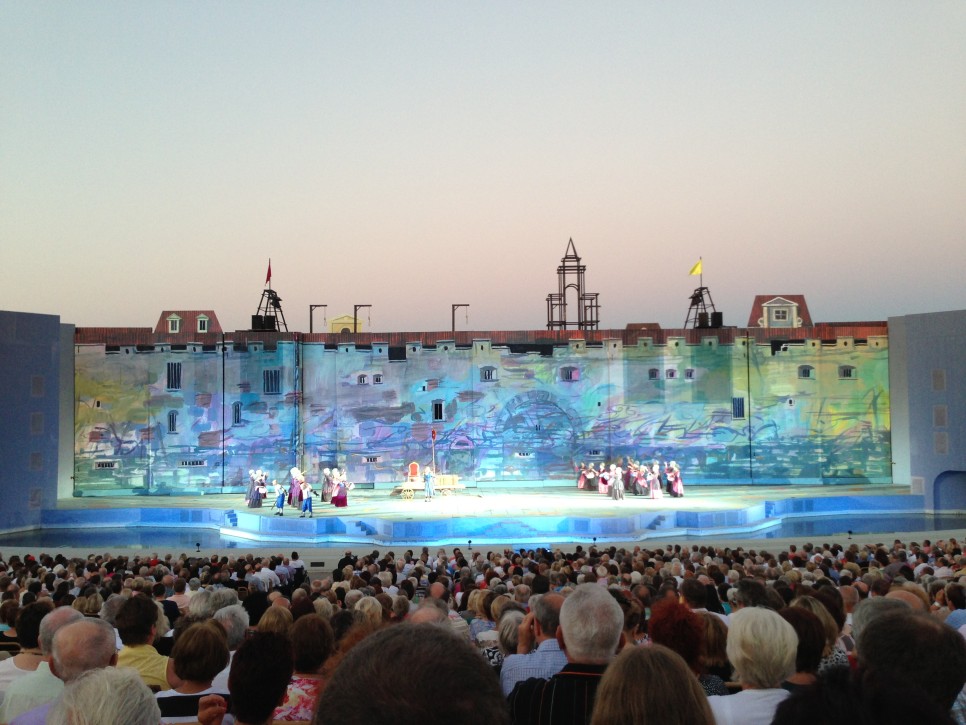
[0,534,965,724]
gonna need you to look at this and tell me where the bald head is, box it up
[39,606,85,655]
[51,618,118,682]
[885,589,926,612]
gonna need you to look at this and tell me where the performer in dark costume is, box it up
[246,469,263,509]
[288,467,305,508]
[666,461,684,498]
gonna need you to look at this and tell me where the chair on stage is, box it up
[407,461,420,483]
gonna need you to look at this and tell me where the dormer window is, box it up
[773,309,788,321]
[167,315,181,334]
[197,315,209,333]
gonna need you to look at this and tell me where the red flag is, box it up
[265,259,272,286]
[431,428,437,441]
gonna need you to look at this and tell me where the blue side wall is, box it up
[0,311,63,529]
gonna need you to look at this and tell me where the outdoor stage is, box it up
[28,482,932,550]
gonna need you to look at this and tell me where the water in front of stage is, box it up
[3,513,966,549]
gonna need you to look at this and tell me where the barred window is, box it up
[263,369,281,394]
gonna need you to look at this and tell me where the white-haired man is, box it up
[50,666,159,725]
[11,617,118,725]
[507,584,624,725]
[0,606,83,722]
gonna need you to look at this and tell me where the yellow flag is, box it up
[689,260,702,276]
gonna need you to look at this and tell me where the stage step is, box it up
[225,510,238,527]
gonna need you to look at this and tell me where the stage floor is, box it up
[19,482,947,549]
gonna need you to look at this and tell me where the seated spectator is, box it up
[273,615,334,721]
[500,593,566,696]
[115,595,179,690]
[470,590,498,645]
[778,607,825,692]
[647,599,727,696]
[507,584,624,725]
[706,607,797,725]
[485,608,525,672]
[698,612,732,682]
[0,601,54,700]
[0,601,19,653]
[0,605,82,722]
[312,623,509,724]
[857,610,966,714]
[198,632,294,725]
[156,620,230,723]
[50,666,161,725]
[589,644,714,725]
[211,604,249,692]
[255,605,292,636]
[772,666,956,725]
[12,617,119,725]
[790,595,849,673]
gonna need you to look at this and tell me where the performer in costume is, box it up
[246,470,263,509]
[288,467,305,508]
[331,467,349,508]
[595,463,608,494]
[610,464,625,501]
[576,462,587,490]
[423,465,435,501]
[272,480,286,516]
[320,468,334,503]
[299,478,314,517]
[647,463,663,499]
[666,461,684,498]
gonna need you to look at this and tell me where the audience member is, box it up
[0,601,53,702]
[0,605,82,722]
[313,623,509,725]
[50,666,160,725]
[507,584,624,725]
[157,620,230,723]
[198,632,293,725]
[589,644,714,725]
[500,593,566,696]
[115,594,179,690]
[706,606,797,725]
[273,615,334,721]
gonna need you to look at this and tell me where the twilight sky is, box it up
[2,3,964,333]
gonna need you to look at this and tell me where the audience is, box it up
[4,534,966,725]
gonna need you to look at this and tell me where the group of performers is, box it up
[576,460,684,501]
[244,465,354,516]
